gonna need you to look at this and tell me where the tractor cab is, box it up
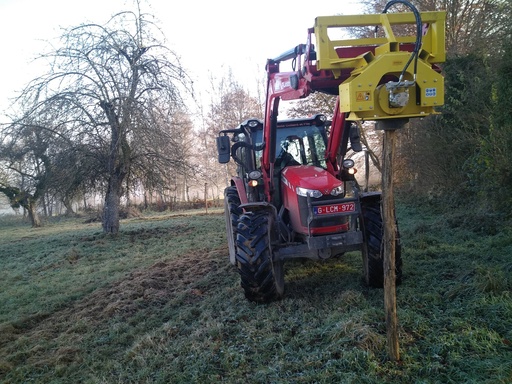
[260,115,328,171]
[217,114,332,209]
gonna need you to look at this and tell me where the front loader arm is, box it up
[261,45,317,202]
[325,97,346,176]
[260,3,446,202]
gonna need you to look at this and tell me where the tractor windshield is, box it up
[255,124,328,169]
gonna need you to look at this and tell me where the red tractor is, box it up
[217,1,445,302]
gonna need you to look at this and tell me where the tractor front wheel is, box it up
[224,186,242,265]
[235,211,284,303]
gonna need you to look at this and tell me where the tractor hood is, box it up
[281,165,341,195]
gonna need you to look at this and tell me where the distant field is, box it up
[0,205,511,383]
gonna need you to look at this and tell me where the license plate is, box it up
[314,202,355,215]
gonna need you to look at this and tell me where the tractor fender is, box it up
[360,191,382,206]
[231,177,248,205]
[239,201,278,218]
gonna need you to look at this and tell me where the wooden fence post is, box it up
[377,118,408,362]
[204,183,208,214]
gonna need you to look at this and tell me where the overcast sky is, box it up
[0,0,363,117]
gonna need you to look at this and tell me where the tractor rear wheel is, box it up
[361,198,402,288]
[224,186,242,265]
[235,211,284,303]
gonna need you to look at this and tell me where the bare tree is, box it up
[134,107,194,207]
[0,97,96,224]
[0,116,58,226]
[286,92,337,118]
[361,0,512,56]
[8,6,192,233]
[199,71,262,197]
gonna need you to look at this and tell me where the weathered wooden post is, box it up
[204,183,208,214]
[376,118,408,362]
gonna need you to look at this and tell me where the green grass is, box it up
[0,205,511,383]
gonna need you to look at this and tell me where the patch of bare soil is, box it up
[67,250,221,323]
[125,225,192,241]
[83,206,143,223]
[0,247,228,375]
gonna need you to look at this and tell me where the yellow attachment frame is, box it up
[314,11,446,120]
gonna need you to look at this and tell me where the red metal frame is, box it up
[261,30,357,203]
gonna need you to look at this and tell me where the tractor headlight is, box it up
[330,184,344,196]
[248,170,262,188]
[343,159,355,168]
[342,158,357,175]
[296,187,323,198]
[247,119,261,128]
[248,170,262,180]
[314,114,327,126]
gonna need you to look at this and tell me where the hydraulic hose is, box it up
[381,0,423,83]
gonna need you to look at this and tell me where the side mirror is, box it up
[349,124,363,152]
[216,135,231,164]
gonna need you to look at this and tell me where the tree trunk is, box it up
[27,200,41,227]
[125,172,131,208]
[62,196,75,216]
[100,100,126,234]
[42,193,49,217]
[48,195,54,216]
[0,187,41,227]
[102,172,123,234]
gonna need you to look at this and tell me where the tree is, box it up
[362,0,512,56]
[135,107,195,207]
[165,111,195,203]
[199,71,262,197]
[359,0,512,211]
[49,142,101,215]
[0,93,92,224]
[9,5,192,233]
[481,35,512,212]
[0,119,54,227]
[286,92,336,118]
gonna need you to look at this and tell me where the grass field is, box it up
[0,204,511,383]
